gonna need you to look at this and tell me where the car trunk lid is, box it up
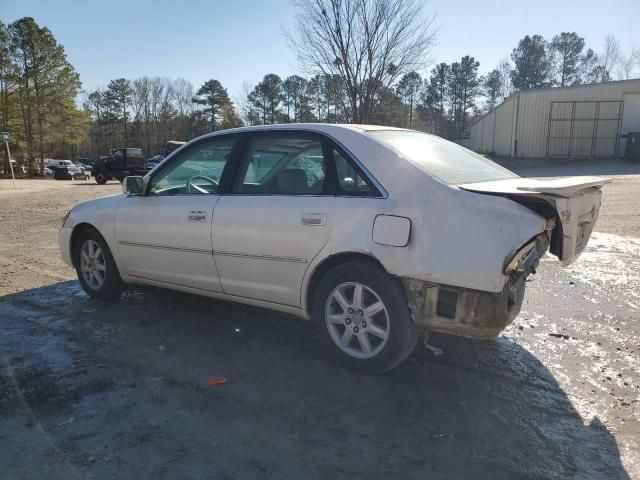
[459,176,610,265]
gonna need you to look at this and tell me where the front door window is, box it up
[149,137,236,195]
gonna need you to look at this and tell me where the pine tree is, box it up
[550,32,592,86]
[105,78,132,143]
[483,69,503,109]
[396,71,422,128]
[510,35,551,90]
[8,17,84,174]
[282,75,308,122]
[192,79,234,132]
[249,74,283,125]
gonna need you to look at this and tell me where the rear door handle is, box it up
[301,213,327,226]
[188,210,206,222]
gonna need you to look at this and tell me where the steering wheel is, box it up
[187,175,218,194]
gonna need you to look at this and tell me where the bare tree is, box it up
[497,59,513,100]
[233,81,258,126]
[617,47,640,80]
[597,34,621,82]
[287,0,437,124]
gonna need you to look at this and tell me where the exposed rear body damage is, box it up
[460,176,608,265]
[404,176,608,339]
[403,230,551,338]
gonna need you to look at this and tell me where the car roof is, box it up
[204,123,408,136]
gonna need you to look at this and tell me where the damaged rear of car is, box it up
[367,130,608,340]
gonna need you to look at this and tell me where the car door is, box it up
[211,132,333,306]
[211,131,380,307]
[115,135,238,292]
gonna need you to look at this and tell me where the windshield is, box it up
[126,148,144,157]
[368,130,517,184]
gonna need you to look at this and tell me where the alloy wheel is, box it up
[80,239,106,290]
[325,282,390,359]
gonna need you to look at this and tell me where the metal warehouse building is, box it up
[470,79,640,159]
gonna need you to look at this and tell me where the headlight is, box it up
[60,210,71,229]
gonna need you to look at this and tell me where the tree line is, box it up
[83,77,242,157]
[2,1,639,175]
[0,17,86,175]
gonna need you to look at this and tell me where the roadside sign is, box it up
[2,132,16,189]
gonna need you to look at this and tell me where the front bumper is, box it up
[402,276,526,339]
[58,227,73,267]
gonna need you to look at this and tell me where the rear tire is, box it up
[95,172,107,184]
[311,261,419,374]
[74,228,125,300]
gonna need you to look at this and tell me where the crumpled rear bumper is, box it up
[402,276,526,339]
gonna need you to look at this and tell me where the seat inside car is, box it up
[277,168,309,194]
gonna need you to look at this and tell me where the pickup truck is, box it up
[92,148,146,184]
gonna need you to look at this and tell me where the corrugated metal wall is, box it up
[470,79,640,158]
[470,96,515,156]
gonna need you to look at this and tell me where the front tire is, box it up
[312,261,419,374]
[74,229,125,300]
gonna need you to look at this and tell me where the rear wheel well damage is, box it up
[305,252,390,315]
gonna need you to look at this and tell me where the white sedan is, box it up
[58,124,607,372]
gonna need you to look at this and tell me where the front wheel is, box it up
[74,229,125,300]
[312,261,419,374]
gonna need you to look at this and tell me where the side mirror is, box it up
[123,176,144,195]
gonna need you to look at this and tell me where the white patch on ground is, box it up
[543,231,640,292]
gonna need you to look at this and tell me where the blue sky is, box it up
[1,0,637,99]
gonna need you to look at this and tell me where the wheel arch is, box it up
[69,222,100,267]
[303,251,387,315]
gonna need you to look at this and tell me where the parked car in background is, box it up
[78,157,94,169]
[59,124,607,373]
[44,167,54,178]
[145,155,165,170]
[73,162,91,180]
[165,141,185,155]
[45,159,83,180]
[9,159,26,175]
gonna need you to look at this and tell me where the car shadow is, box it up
[0,281,631,480]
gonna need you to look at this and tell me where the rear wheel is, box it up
[95,171,107,184]
[74,229,125,300]
[312,261,419,374]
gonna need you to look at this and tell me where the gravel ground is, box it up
[0,167,638,479]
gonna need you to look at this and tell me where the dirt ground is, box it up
[0,164,638,479]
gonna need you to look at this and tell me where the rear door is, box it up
[115,135,239,291]
[211,132,334,306]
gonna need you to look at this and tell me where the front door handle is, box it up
[301,213,327,226]
[188,210,206,222]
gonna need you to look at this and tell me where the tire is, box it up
[95,172,107,184]
[311,261,419,374]
[74,228,125,300]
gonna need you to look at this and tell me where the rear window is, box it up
[367,130,517,184]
